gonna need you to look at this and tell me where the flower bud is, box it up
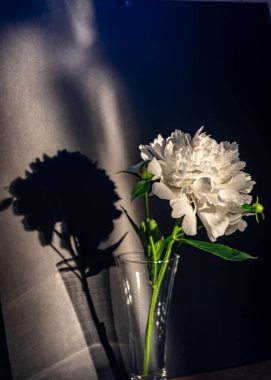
[252,201,264,214]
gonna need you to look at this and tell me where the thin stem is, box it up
[149,235,157,283]
[144,191,157,280]
[143,225,180,375]
[144,191,150,221]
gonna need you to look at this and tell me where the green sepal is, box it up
[118,161,145,176]
[182,239,257,261]
[118,160,155,181]
[131,180,150,201]
[241,204,252,210]
[139,171,154,180]
[138,161,154,180]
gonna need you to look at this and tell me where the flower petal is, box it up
[225,222,239,236]
[225,216,247,235]
[139,146,153,160]
[238,219,247,232]
[170,197,197,236]
[152,182,176,200]
[147,158,162,180]
[197,209,228,241]
[218,189,240,203]
[192,126,204,141]
[193,177,213,193]
[139,127,255,242]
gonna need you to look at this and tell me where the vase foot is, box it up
[131,378,166,380]
[131,369,167,380]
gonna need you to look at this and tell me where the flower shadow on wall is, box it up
[0,150,128,380]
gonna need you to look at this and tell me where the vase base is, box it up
[131,377,166,380]
[131,369,167,380]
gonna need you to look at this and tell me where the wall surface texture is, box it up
[0,1,270,379]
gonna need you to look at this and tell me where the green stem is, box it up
[144,192,157,281]
[144,191,150,221]
[143,225,180,375]
[149,235,157,283]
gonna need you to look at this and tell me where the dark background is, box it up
[0,0,270,379]
[93,1,271,374]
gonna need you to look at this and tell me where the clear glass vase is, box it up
[116,252,179,380]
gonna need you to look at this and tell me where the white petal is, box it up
[193,177,212,193]
[227,213,242,225]
[240,194,253,204]
[152,182,176,200]
[225,173,255,193]
[139,146,153,160]
[149,134,166,160]
[147,158,162,180]
[182,213,197,236]
[238,219,247,232]
[170,197,191,217]
[193,126,204,141]
[170,198,197,236]
[225,216,247,235]
[169,130,191,148]
[218,189,240,203]
[225,222,239,235]
[197,209,228,241]
[139,126,254,241]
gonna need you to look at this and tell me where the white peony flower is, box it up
[139,127,255,241]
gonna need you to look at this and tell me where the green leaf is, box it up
[154,238,165,261]
[118,160,155,181]
[182,239,257,261]
[141,219,164,260]
[131,180,150,201]
[118,161,145,175]
[121,206,147,253]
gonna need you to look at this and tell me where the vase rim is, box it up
[116,252,180,264]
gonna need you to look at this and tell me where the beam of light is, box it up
[92,71,142,252]
[0,27,77,181]
[63,0,142,252]
[65,0,96,52]
[0,0,142,253]
[0,1,144,376]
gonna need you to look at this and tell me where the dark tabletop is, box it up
[171,361,271,380]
